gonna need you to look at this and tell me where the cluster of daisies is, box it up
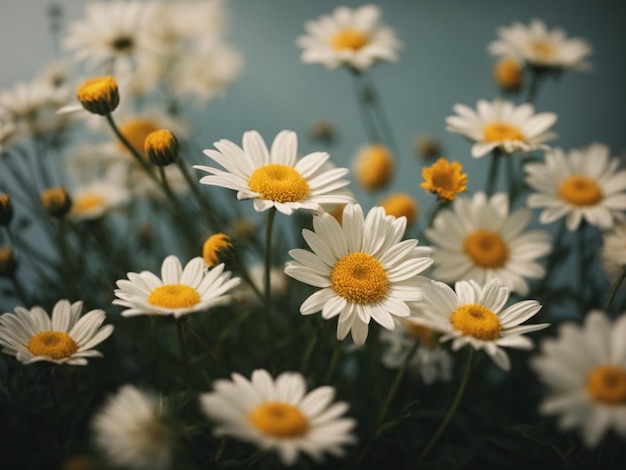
[0,3,625,469]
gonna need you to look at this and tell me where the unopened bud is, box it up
[41,187,72,218]
[144,129,179,166]
[76,76,119,115]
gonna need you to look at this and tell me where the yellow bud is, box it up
[0,246,16,277]
[0,194,13,226]
[379,193,419,228]
[144,129,179,166]
[493,57,523,92]
[76,76,119,115]
[203,233,233,267]
[353,144,395,192]
[41,187,72,218]
[413,134,441,160]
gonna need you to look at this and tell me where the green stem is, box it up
[486,149,501,196]
[176,159,219,230]
[350,68,382,144]
[323,341,342,383]
[427,199,449,229]
[415,348,475,468]
[604,266,626,314]
[263,207,277,370]
[175,319,193,392]
[360,71,398,153]
[525,67,545,104]
[9,273,28,304]
[300,322,321,376]
[376,339,420,430]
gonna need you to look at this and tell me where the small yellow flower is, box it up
[76,76,119,115]
[0,194,13,226]
[144,129,179,166]
[379,193,418,227]
[117,118,160,156]
[493,57,523,92]
[203,233,233,267]
[421,158,468,201]
[0,246,16,277]
[353,144,395,192]
[41,187,72,218]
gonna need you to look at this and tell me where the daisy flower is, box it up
[600,221,626,280]
[413,278,548,370]
[488,19,593,71]
[380,321,453,384]
[378,193,418,228]
[297,4,402,71]
[92,385,172,470]
[113,255,241,318]
[0,299,114,366]
[68,178,129,221]
[285,203,433,345]
[420,157,468,201]
[426,192,551,295]
[445,98,557,158]
[199,369,356,466]
[195,130,354,216]
[525,144,626,231]
[531,311,626,446]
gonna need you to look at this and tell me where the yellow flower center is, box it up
[203,233,232,267]
[450,304,502,340]
[380,193,418,227]
[331,28,369,51]
[420,158,468,201]
[28,331,79,359]
[354,145,395,191]
[558,175,603,206]
[72,194,105,213]
[463,230,509,268]
[586,365,626,405]
[117,119,160,156]
[529,40,556,61]
[406,322,437,349]
[248,401,309,438]
[248,164,310,203]
[147,284,201,309]
[76,76,118,105]
[331,252,389,304]
[482,122,524,143]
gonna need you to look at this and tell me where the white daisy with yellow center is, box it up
[413,278,548,371]
[199,369,356,466]
[285,203,433,345]
[0,299,114,366]
[195,130,354,216]
[297,5,402,70]
[113,255,241,318]
[445,98,557,158]
[68,179,129,221]
[531,311,626,447]
[525,144,626,231]
[489,18,593,71]
[426,192,551,295]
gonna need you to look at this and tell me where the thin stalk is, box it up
[176,159,219,229]
[525,67,544,104]
[300,323,321,376]
[263,207,276,370]
[427,199,449,229]
[350,69,382,144]
[376,339,420,430]
[175,319,193,392]
[360,71,398,153]
[604,266,626,314]
[486,149,501,196]
[415,348,475,468]
[323,341,342,383]
[48,365,60,414]
[9,273,28,304]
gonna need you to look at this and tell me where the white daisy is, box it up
[284,203,433,345]
[445,98,557,158]
[92,385,172,470]
[195,130,354,216]
[488,18,593,71]
[426,192,551,296]
[601,221,626,280]
[68,177,130,221]
[0,299,114,366]
[413,278,548,371]
[525,144,626,231]
[531,311,626,446]
[380,321,453,384]
[297,4,402,71]
[113,255,241,318]
[199,369,356,466]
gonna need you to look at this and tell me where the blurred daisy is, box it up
[531,311,626,446]
[199,369,356,466]
[92,385,172,470]
[380,321,453,384]
[378,193,418,228]
[420,157,468,201]
[414,278,548,370]
[297,4,401,70]
[445,98,557,158]
[489,19,593,71]
[0,299,114,366]
[601,221,626,280]
[113,255,241,318]
[195,130,354,216]
[68,178,129,221]
[525,144,626,231]
[426,192,551,295]
[353,144,395,192]
[285,203,433,345]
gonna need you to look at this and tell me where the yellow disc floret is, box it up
[248,164,310,203]
[463,230,509,268]
[420,158,468,201]
[482,122,524,143]
[147,284,201,309]
[450,304,502,341]
[493,57,523,91]
[586,365,626,405]
[353,144,395,192]
[248,401,309,438]
[203,233,232,267]
[72,194,106,214]
[529,40,556,61]
[117,118,160,156]
[379,193,418,227]
[331,28,369,51]
[28,331,79,359]
[558,175,603,206]
[331,252,388,304]
[76,76,119,115]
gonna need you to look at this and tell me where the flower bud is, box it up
[41,187,72,218]
[76,76,119,115]
[0,194,13,226]
[0,246,16,277]
[203,233,233,267]
[144,129,179,166]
